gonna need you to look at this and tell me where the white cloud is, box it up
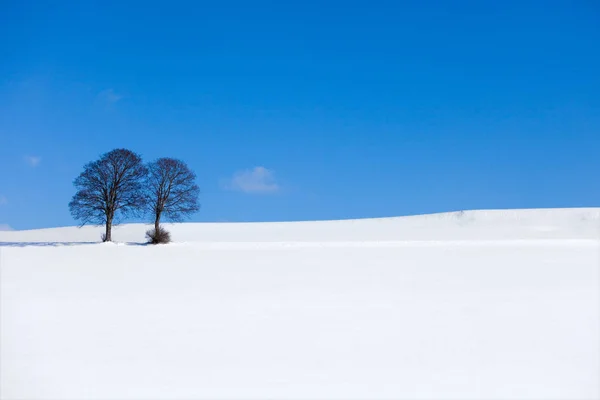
[0,195,7,205]
[24,155,41,167]
[224,166,280,194]
[0,223,13,231]
[98,88,123,104]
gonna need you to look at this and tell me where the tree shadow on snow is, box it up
[0,241,98,247]
[0,241,148,247]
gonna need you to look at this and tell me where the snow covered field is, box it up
[1,208,599,399]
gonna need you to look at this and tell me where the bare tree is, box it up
[69,149,147,242]
[146,158,200,243]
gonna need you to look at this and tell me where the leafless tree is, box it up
[146,158,200,243]
[69,149,147,242]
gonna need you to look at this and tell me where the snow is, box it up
[1,208,599,399]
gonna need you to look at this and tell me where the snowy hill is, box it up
[1,208,599,399]
[2,207,599,244]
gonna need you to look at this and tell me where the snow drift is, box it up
[1,208,599,399]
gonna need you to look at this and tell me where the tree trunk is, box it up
[154,212,161,234]
[105,215,113,242]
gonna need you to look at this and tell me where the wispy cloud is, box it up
[24,155,41,167]
[224,166,280,194]
[0,223,13,231]
[98,88,123,104]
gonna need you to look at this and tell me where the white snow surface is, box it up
[1,208,599,399]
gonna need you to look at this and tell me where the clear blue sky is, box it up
[1,1,599,230]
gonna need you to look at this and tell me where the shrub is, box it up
[146,226,171,244]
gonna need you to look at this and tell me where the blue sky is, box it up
[1,1,599,230]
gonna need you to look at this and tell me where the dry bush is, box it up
[146,226,171,244]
